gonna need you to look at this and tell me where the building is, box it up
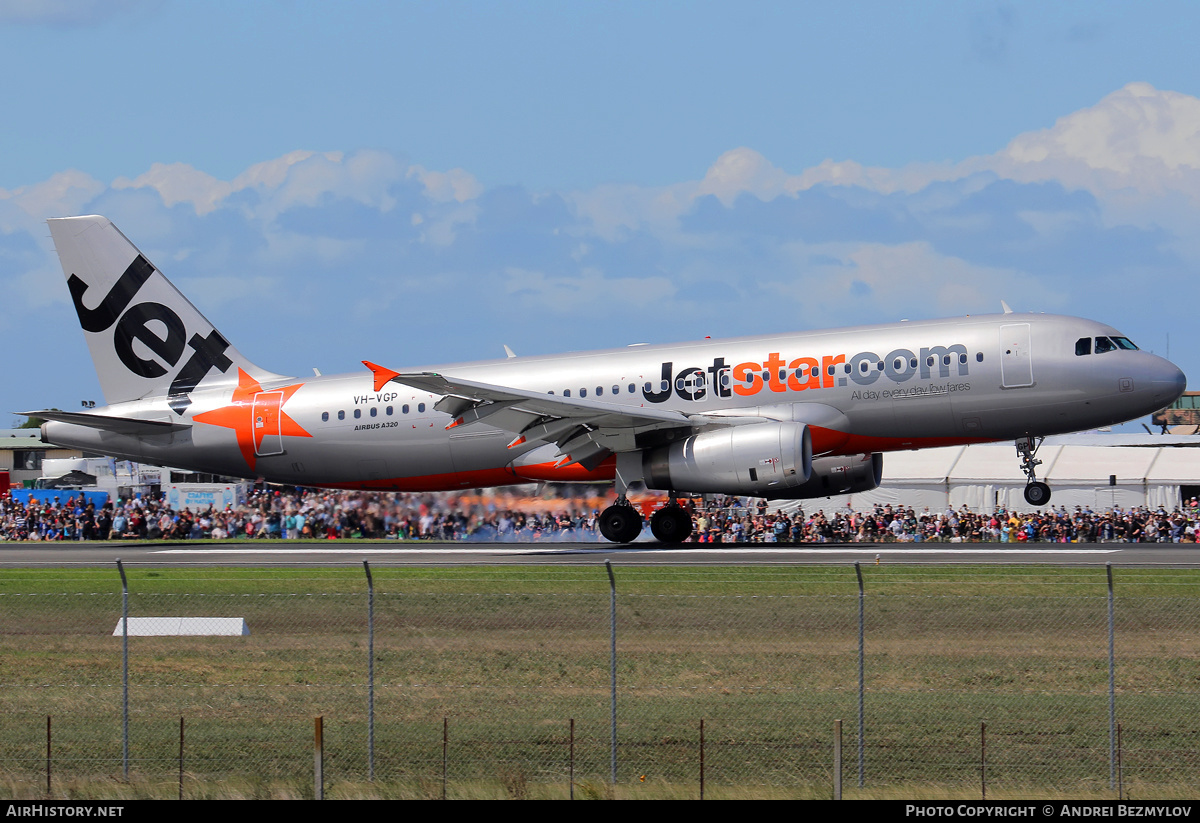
[0,428,83,489]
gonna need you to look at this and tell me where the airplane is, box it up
[28,215,1187,543]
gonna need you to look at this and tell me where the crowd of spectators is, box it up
[2,486,1200,544]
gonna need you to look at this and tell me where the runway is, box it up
[0,540,1198,567]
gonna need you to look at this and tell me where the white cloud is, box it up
[990,82,1200,199]
[111,149,478,219]
[407,165,484,203]
[0,169,105,231]
[573,83,1200,239]
[764,241,1064,322]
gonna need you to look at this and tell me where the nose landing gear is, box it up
[1016,436,1052,506]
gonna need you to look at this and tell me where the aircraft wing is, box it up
[372,366,697,469]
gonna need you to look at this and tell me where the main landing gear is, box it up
[1016,436,1052,506]
[598,498,644,543]
[650,499,693,544]
[598,495,696,544]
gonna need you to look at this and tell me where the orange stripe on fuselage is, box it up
[317,455,618,492]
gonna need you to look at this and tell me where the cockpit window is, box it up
[1113,336,1138,350]
[1094,336,1117,354]
[1075,337,1091,356]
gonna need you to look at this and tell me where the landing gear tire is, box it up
[1024,481,1052,507]
[599,504,643,543]
[650,506,694,544]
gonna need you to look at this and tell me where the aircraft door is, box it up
[252,391,285,456]
[1000,324,1034,388]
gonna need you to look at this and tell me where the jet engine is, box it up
[771,453,884,499]
[641,421,812,496]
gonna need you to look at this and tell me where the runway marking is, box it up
[151,547,1122,556]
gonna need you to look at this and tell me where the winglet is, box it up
[1000,300,1013,314]
[363,361,401,392]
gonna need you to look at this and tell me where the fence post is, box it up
[178,717,184,801]
[1117,722,1123,800]
[833,719,842,800]
[699,718,705,801]
[315,715,324,800]
[1108,562,1115,789]
[363,560,375,782]
[45,715,50,798]
[855,561,864,788]
[606,559,617,786]
[981,721,986,800]
[116,558,129,780]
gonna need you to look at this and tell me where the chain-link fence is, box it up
[1,564,1198,799]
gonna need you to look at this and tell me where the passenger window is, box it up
[403,404,409,414]
[564,389,571,397]
[627,383,635,393]
[386,406,393,415]
[370,407,377,417]
[321,412,329,422]
[580,388,587,397]
[596,386,603,396]
[354,409,361,419]
[418,403,426,412]
[976,353,984,362]
[1076,338,1091,356]
[338,410,345,420]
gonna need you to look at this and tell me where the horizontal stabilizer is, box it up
[22,410,190,436]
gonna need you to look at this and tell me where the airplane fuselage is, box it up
[44,312,1185,492]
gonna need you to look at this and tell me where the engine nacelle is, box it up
[770,453,884,500]
[642,422,812,496]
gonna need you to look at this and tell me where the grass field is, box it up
[1,564,1199,799]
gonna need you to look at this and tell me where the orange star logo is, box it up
[193,368,311,470]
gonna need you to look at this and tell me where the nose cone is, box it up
[1154,359,1187,407]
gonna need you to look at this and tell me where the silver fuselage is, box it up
[43,312,1186,492]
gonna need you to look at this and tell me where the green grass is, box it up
[1,565,1199,798]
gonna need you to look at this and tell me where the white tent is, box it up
[833,436,1200,514]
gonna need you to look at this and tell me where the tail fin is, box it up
[47,215,279,415]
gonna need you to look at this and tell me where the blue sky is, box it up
[2,1,1199,429]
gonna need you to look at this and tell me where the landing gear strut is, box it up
[598,497,644,543]
[1016,436,1052,506]
[650,498,694,544]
